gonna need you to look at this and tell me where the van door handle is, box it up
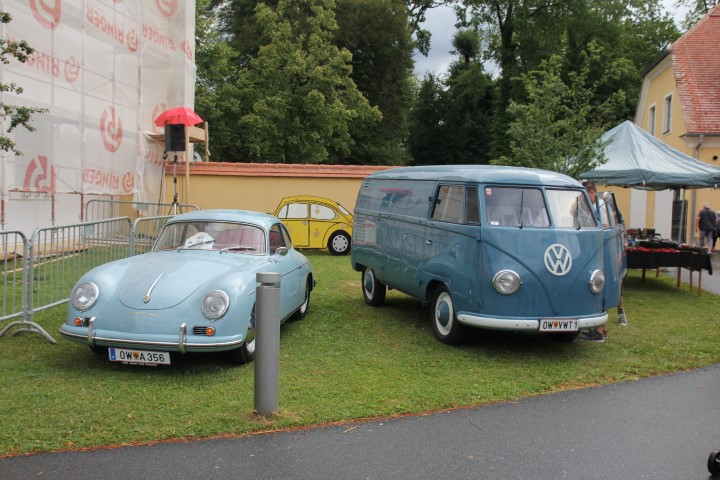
[425,240,432,245]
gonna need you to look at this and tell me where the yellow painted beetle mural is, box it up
[272,196,353,255]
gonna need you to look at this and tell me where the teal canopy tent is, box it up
[580,121,720,189]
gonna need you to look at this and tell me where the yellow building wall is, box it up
[163,163,393,214]
[170,175,364,213]
[633,59,720,242]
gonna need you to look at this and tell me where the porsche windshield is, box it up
[153,221,267,254]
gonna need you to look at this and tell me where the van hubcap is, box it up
[364,270,375,296]
[436,302,451,328]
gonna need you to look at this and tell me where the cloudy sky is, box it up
[413,1,690,77]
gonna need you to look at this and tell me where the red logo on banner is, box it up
[64,56,81,83]
[127,28,139,53]
[23,155,57,193]
[100,106,123,153]
[30,0,61,30]
[181,40,193,61]
[122,172,135,193]
[156,0,179,17]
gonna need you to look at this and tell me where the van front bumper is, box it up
[456,312,608,331]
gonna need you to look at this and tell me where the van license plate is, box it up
[539,319,578,332]
[108,347,170,365]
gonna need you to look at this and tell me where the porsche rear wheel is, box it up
[292,278,312,321]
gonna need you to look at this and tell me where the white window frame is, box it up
[662,94,672,135]
[648,104,656,136]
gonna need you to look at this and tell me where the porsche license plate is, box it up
[108,347,170,365]
[539,319,578,332]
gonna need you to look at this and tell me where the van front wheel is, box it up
[431,287,466,345]
[362,267,386,307]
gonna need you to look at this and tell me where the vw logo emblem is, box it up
[544,244,572,276]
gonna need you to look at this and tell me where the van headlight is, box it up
[202,290,229,319]
[72,282,99,311]
[493,270,521,295]
[589,270,605,293]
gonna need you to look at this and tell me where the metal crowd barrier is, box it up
[23,217,134,343]
[0,231,29,337]
[1,201,199,344]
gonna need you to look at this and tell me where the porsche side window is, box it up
[269,224,286,254]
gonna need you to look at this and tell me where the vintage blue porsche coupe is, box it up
[59,210,315,365]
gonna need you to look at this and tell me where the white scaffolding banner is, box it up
[0,0,196,202]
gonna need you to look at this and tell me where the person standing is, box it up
[580,181,610,342]
[713,210,720,251]
[696,202,716,253]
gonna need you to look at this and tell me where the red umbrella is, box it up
[154,107,203,127]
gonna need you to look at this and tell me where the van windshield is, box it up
[546,189,597,228]
[484,187,550,227]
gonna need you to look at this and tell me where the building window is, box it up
[649,105,656,136]
[662,95,672,134]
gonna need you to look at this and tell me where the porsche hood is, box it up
[118,252,263,310]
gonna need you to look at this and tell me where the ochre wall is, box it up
[164,163,394,214]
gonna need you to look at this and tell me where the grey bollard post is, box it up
[254,272,281,416]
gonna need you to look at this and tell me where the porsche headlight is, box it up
[72,282,99,311]
[589,270,605,294]
[493,270,521,295]
[202,290,229,320]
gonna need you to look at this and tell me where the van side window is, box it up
[485,187,549,227]
[466,186,480,224]
[432,185,464,223]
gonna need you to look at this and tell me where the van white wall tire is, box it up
[362,267,386,306]
[328,231,351,255]
[431,287,466,345]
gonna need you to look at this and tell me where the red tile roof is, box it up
[166,161,395,178]
[670,5,720,135]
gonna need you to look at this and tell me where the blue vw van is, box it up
[351,165,626,344]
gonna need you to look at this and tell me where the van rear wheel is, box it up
[431,286,466,345]
[362,267,386,307]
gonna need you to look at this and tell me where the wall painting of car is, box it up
[59,210,315,366]
[271,195,353,255]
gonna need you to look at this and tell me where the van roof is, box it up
[366,165,581,187]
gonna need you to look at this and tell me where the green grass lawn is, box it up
[2,251,720,456]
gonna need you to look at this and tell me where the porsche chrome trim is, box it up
[144,273,165,303]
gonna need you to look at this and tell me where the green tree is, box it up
[462,0,677,159]
[408,74,450,165]
[334,0,414,165]
[0,12,46,155]
[194,0,244,161]
[237,0,382,163]
[678,0,719,29]
[493,45,625,177]
[442,29,494,164]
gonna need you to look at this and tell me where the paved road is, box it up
[2,364,719,480]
